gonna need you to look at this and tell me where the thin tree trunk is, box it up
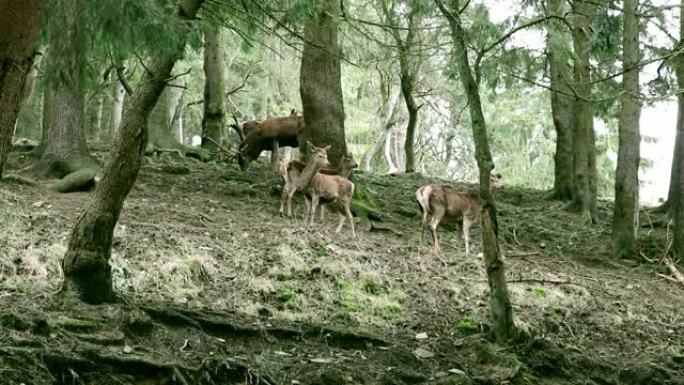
[36,0,96,178]
[0,0,42,178]
[299,0,347,167]
[171,81,185,143]
[612,0,640,259]
[385,126,399,173]
[546,0,575,201]
[402,71,419,172]
[201,27,225,153]
[61,0,204,304]
[437,0,515,342]
[111,78,125,137]
[361,85,400,172]
[570,0,598,223]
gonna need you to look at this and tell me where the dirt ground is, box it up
[0,150,683,385]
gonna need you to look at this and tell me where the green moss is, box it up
[533,287,547,299]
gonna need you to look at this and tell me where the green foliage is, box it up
[456,315,479,334]
[532,287,547,299]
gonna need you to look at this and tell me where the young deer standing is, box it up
[416,172,503,254]
[289,142,356,237]
[278,153,357,219]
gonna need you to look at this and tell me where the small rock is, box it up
[415,332,428,340]
[123,345,133,354]
[413,348,435,359]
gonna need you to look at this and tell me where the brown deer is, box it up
[232,115,304,170]
[416,171,503,254]
[278,153,358,219]
[290,142,356,237]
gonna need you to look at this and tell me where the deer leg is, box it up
[319,205,326,222]
[287,185,297,217]
[309,195,320,227]
[429,208,444,252]
[335,209,345,233]
[463,216,471,255]
[279,184,289,217]
[271,140,280,171]
[345,201,356,238]
[304,195,311,224]
[420,209,428,245]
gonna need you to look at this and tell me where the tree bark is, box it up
[661,0,684,214]
[171,80,186,143]
[546,0,575,201]
[61,0,204,304]
[0,0,42,178]
[437,0,515,343]
[36,0,97,178]
[299,0,347,167]
[672,0,684,258]
[569,0,598,223]
[201,27,225,152]
[149,85,183,149]
[401,71,419,172]
[361,82,400,172]
[385,126,399,173]
[612,0,640,259]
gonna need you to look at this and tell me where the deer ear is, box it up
[323,145,331,152]
[307,141,315,151]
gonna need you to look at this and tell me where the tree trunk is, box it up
[402,71,419,172]
[201,27,225,152]
[299,0,347,167]
[385,126,399,173]
[36,0,96,178]
[570,0,598,223]
[672,0,684,258]
[111,78,125,137]
[612,0,640,259]
[171,81,186,143]
[661,0,684,214]
[546,0,575,201]
[149,85,182,149]
[61,0,204,304]
[0,0,42,178]
[361,84,400,172]
[437,0,515,342]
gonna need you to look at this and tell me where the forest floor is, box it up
[0,150,683,385]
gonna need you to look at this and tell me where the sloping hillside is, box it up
[0,152,682,385]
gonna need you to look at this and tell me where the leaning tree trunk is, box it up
[299,0,347,167]
[437,0,515,342]
[62,0,204,304]
[36,0,97,178]
[201,27,225,153]
[612,0,640,259]
[546,0,575,201]
[0,0,42,178]
[570,0,598,223]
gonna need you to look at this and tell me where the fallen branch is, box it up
[663,256,684,287]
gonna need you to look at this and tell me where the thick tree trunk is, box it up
[110,78,125,137]
[0,0,42,178]
[299,0,347,167]
[546,0,575,201]
[61,0,203,304]
[201,27,225,152]
[437,0,515,342]
[36,0,97,178]
[672,0,684,258]
[570,0,598,223]
[661,0,684,214]
[612,0,640,259]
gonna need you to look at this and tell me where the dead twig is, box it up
[663,256,684,287]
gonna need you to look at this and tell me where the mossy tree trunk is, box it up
[546,0,575,201]
[299,0,347,167]
[61,0,204,304]
[0,0,42,178]
[612,0,640,259]
[569,0,598,224]
[36,0,98,178]
[437,0,515,343]
[201,27,225,153]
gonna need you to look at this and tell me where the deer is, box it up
[289,142,356,237]
[278,152,358,219]
[231,114,304,171]
[416,171,503,254]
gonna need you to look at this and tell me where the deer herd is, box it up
[232,114,504,254]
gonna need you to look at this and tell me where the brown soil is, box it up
[0,151,683,385]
